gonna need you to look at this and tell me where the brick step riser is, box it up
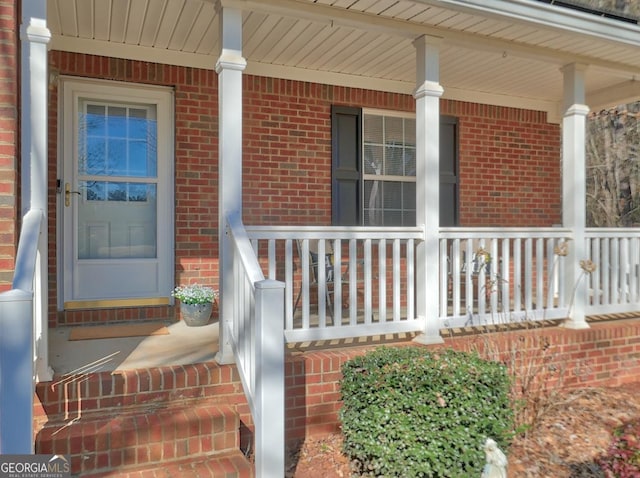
[36,403,241,476]
[36,362,241,423]
[81,451,254,478]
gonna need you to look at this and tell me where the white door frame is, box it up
[57,77,175,309]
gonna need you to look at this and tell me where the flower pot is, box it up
[180,302,213,326]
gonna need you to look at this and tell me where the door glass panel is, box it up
[77,100,158,260]
[79,102,157,177]
[77,181,157,259]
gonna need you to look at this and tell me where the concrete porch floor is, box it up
[48,320,220,375]
[47,315,421,376]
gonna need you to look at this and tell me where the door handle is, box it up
[64,183,81,207]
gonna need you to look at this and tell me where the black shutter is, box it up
[440,116,459,227]
[331,106,362,225]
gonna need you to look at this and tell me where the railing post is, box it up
[21,0,53,382]
[0,290,34,453]
[216,5,246,364]
[254,279,285,477]
[413,35,444,345]
[561,63,590,330]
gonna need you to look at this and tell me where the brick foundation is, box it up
[283,317,640,440]
[33,317,640,474]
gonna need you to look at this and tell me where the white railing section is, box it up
[244,225,425,343]
[221,223,640,476]
[225,212,285,477]
[439,228,572,328]
[585,228,640,315]
[0,209,45,453]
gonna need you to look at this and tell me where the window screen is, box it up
[363,113,416,226]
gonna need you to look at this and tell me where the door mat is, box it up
[68,323,170,341]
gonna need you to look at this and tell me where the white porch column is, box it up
[20,0,52,383]
[215,4,246,364]
[413,35,444,345]
[1,0,51,453]
[561,63,590,329]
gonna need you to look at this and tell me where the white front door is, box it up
[60,78,174,308]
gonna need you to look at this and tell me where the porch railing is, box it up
[439,228,573,328]
[0,209,45,453]
[245,226,580,339]
[245,225,426,342]
[225,212,285,476]
[585,228,640,315]
[226,223,640,476]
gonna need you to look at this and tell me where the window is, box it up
[77,99,159,259]
[79,102,158,207]
[363,112,416,226]
[331,106,458,227]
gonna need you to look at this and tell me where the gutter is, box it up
[417,0,640,48]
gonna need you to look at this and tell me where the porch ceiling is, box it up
[47,0,640,122]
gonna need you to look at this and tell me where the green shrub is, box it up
[339,346,514,477]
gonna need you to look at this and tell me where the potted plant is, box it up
[172,283,218,326]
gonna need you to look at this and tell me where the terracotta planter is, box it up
[180,302,213,326]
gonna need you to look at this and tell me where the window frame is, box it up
[331,106,459,227]
[362,108,417,227]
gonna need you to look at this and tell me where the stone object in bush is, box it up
[481,438,507,478]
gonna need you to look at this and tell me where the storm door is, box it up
[60,78,174,308]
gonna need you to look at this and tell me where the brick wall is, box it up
[0,0,17,291]
[242,80,562,228]
[242,77,415,225]
[453,104,561,227]
[46,53,561,325]
[283,318,640,441]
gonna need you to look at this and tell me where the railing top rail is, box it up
[226,212,265,287]
[12,209,45,293]
[439,227,572,239]
[244,225,577,241]
[585,228,640,237]
[245,225,424,240]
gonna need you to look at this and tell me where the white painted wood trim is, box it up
[216,5,246,365]
[284,319,426,343]
[413,35,443,345]
[561,63,589,329]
